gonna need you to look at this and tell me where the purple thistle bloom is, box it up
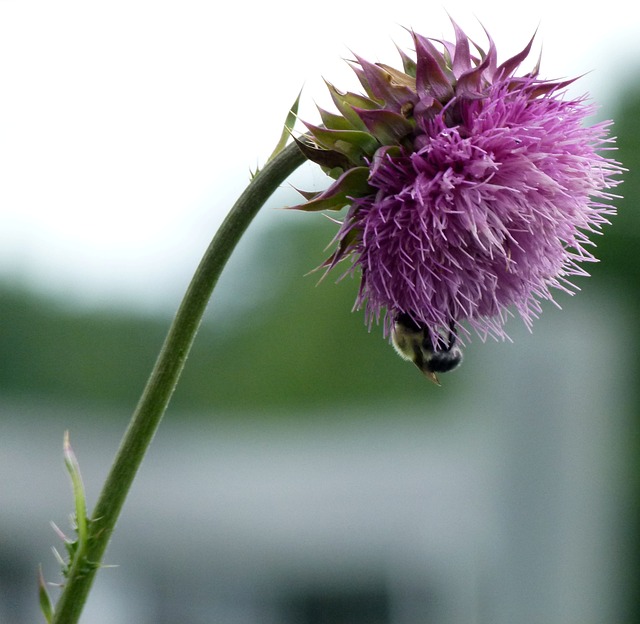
[293,22,622,377]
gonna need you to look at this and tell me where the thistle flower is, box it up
[293,21,622,378]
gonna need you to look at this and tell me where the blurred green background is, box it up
[1,38,639,624]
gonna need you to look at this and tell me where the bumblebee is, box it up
[391,313,463,385]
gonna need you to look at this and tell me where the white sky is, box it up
[0,1,637,311]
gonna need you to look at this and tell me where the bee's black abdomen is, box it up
[427,350,463,373]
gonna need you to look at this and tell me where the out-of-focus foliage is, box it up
[595,88,640,288]
[0,284,166,407]
[0,219,457,416]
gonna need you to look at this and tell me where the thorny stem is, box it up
[51,141,306,623]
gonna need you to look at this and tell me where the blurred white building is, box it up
[0,291,630,624]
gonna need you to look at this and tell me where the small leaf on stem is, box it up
[63,432,88,550]
[252,90,303,178]
[38,565,54,623]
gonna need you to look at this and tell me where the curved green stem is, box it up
[52,141,306,623]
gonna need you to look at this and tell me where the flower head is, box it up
[292,21,622,375]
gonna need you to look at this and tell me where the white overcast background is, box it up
[0,1,637,311]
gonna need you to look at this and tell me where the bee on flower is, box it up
[292,20,623,382]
